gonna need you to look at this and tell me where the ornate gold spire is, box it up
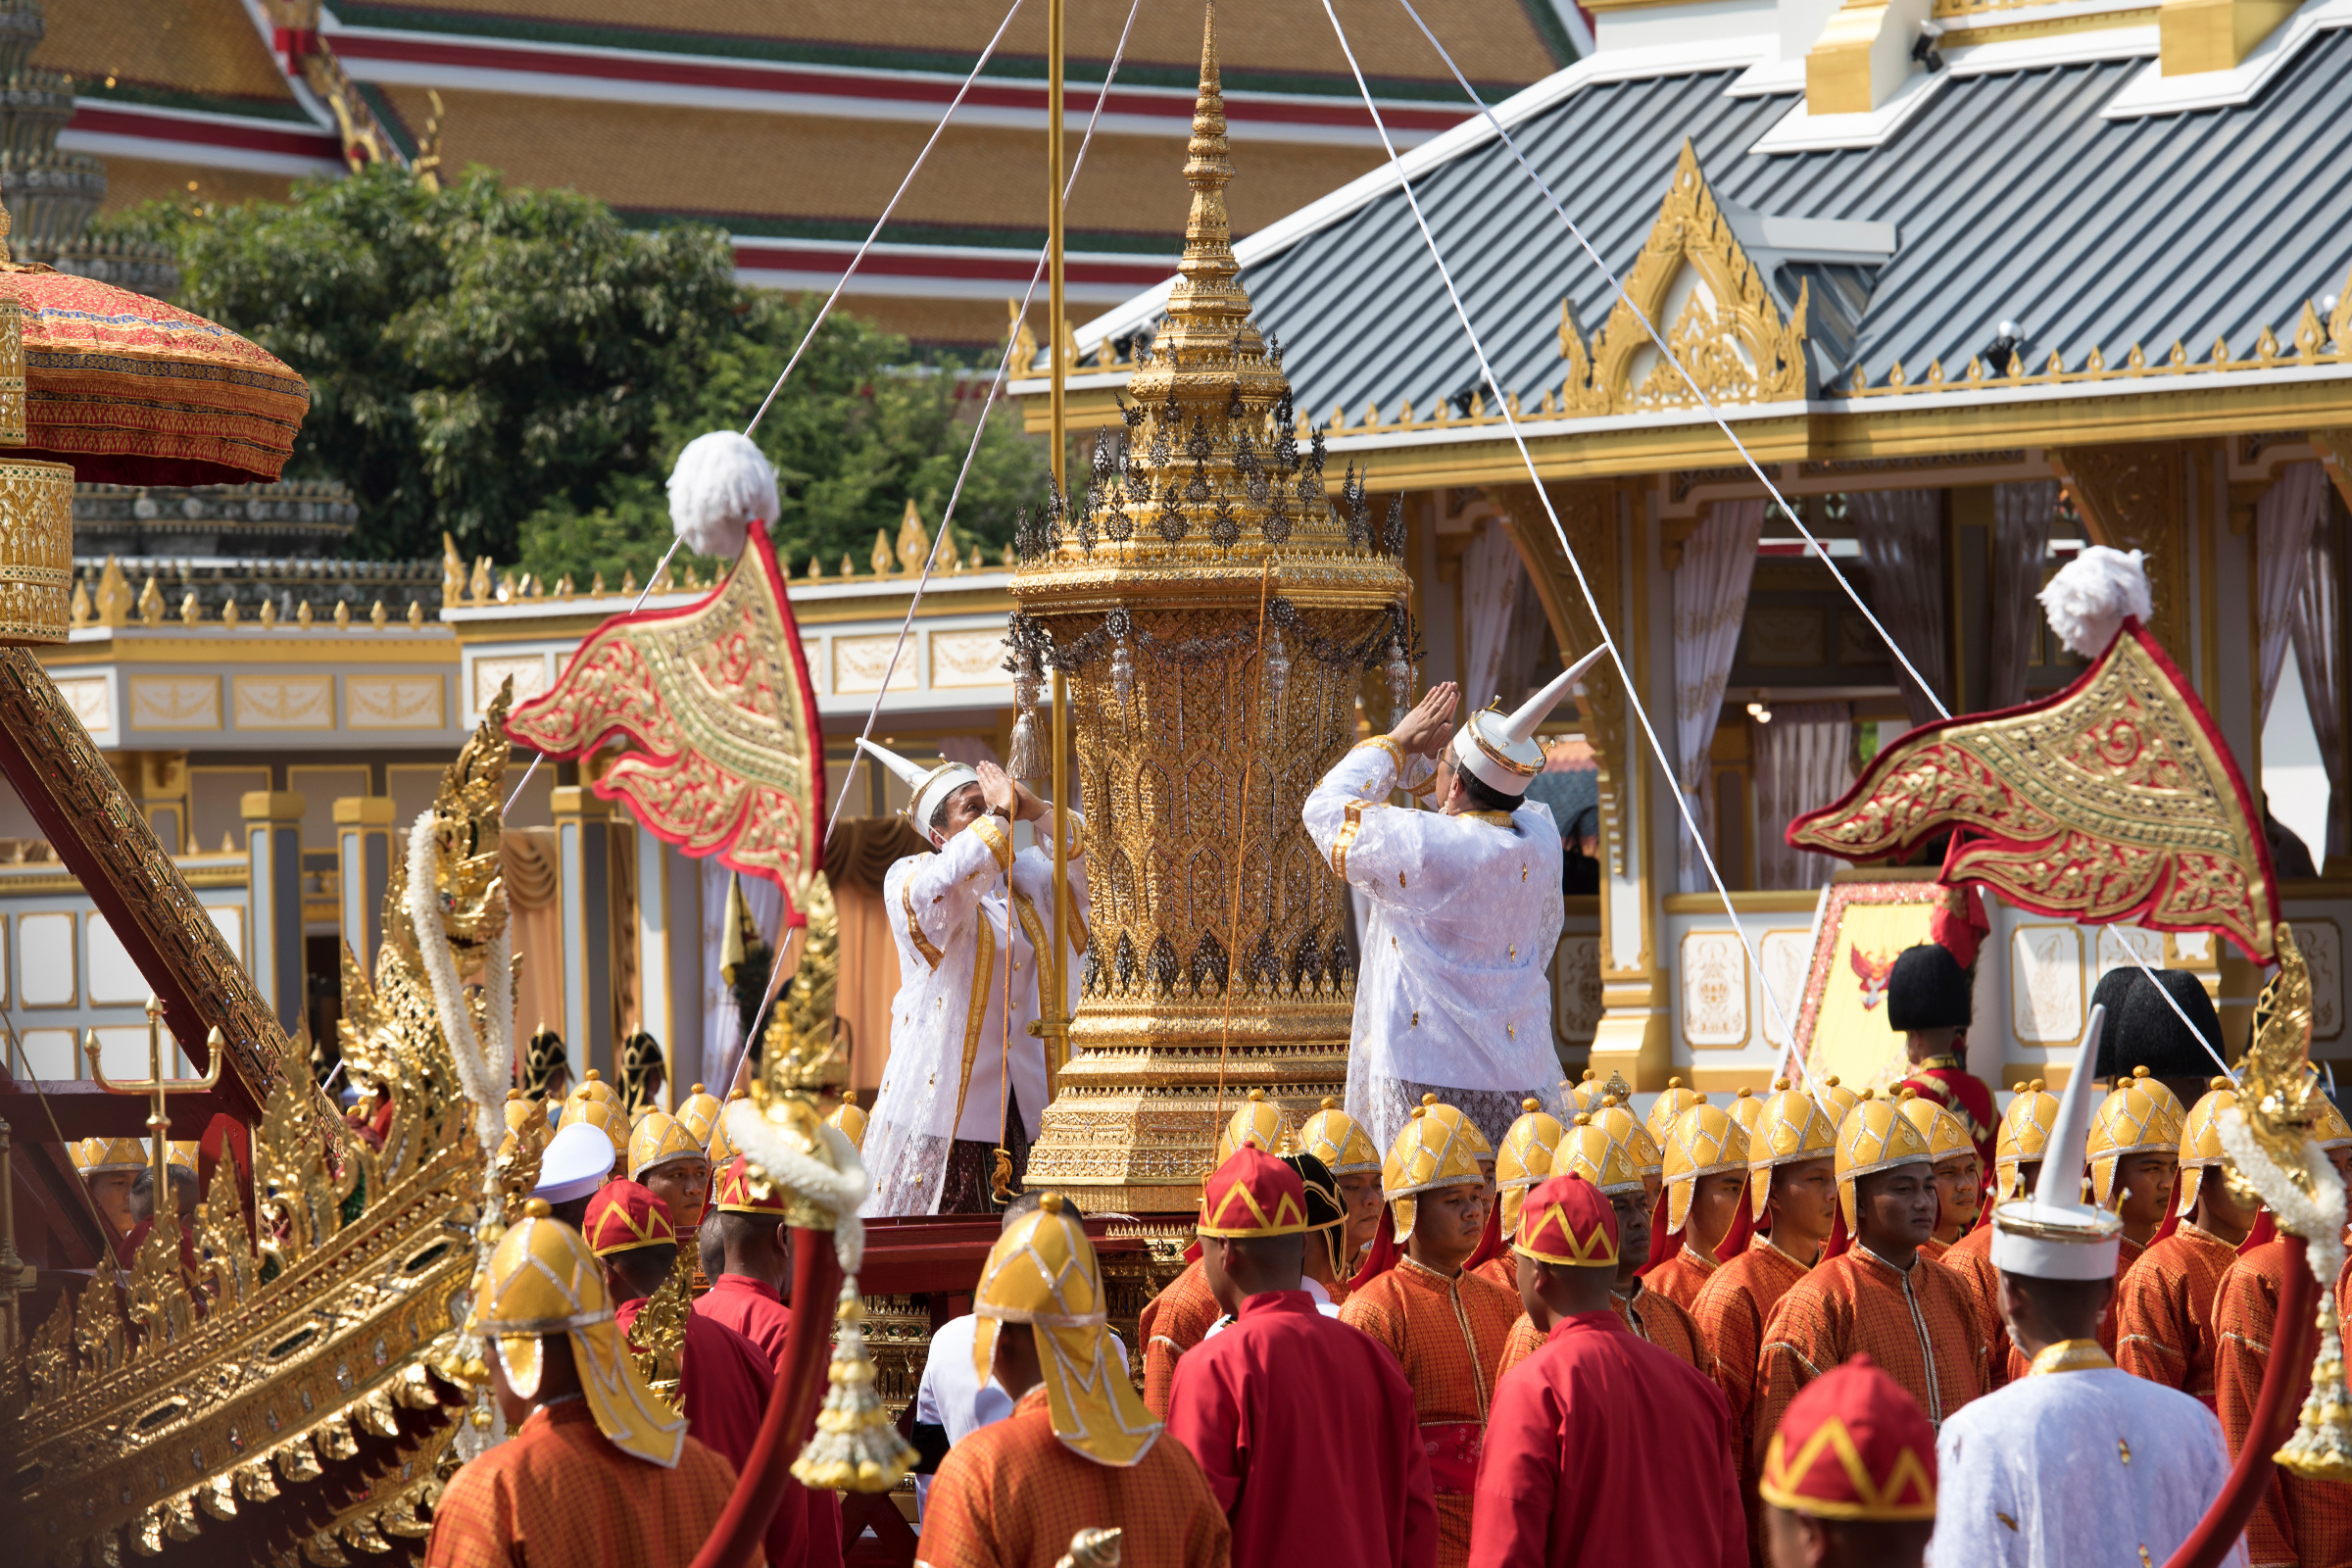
[1166,1,1255,360]
[1006,2,1415,1213]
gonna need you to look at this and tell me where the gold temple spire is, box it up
[1165,0,1256,358]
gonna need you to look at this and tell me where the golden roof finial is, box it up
[1165,0,1254,360]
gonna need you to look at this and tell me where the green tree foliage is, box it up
[98,167,1044,574]
[516,290,1044,589]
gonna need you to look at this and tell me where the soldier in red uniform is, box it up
[1887,944,1995,1173]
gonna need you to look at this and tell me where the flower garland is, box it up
[404,810,513,1155]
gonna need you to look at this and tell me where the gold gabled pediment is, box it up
[1561,141,1808,416]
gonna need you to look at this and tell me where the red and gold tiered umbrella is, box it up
[0,204,310,645]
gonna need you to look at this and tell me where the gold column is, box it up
[1014,4,1411,1211]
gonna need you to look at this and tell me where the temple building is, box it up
[1008,0,2352,1095]
[43,0,1585,348]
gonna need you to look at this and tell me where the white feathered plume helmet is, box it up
[666,430,780,560]
[2036,544,2152,660]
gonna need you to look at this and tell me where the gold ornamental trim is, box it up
[0,458,74,646]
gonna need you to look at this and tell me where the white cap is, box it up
[534,1120,616,1205]
[1989,1003,2125,1282]
[856,737,981,835]
[1449,646,1605,797]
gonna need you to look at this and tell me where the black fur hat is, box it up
[1886,943,1972,1032]
[2092,967,2224,1082]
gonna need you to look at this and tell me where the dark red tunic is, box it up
[692,1274,845,1568]
[1467,1310,1743,1568]
[1167,1291,1438,1568]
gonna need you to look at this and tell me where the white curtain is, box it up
[702,858,785,1090]
[1462,518,1540,712]
[1852,490,1950,731]
[1986,481,2058,711]
[1753,703,1856,890]
[2256,463,2328,728]
[2292,498,2346,860]
[1674,500,1764,892]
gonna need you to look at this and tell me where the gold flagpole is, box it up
[1044,0,1071,1090]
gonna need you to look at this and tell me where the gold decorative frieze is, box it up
[233,673,336,729]
[0,458,74,645]
[0,296,24,445]
[346,673,447,730]
[1561,142,1809,417]
[128,673,223,730]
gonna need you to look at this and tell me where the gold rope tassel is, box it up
[2278,1286,2352,1480]
[793,1278,918,1492]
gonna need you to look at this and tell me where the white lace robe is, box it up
[1301,740,1566,1152]
[860,811,1088,1216]
[1927,1365,2244,1568]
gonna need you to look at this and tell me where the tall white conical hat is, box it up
[1449,646,1606,797]
[857,737,981,834]
[1989,1003,2124,1281]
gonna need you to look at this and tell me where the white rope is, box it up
[740,0,1031,439]
[504,0,1034,816]
[1383,0,1944,717]
[719,0,1149,1097]
[1316,0,1817,1088]
[1373,0,2242,1082]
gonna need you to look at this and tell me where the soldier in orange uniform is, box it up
[1940,1080,2059,1390]
[1753,1099,1988,1468]
[918,1194,1231,1568]
[2114,1080,2259,1408]
[1690,1082,1838,1463]
[1340,1099,1516,1568]
[425,1201,734,1568]
[1646,1100,1753,1310]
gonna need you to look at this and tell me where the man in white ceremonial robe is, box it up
[1927,1004,2244,1568]
[856,741,1087,1217]
[1300,650,1598,1152]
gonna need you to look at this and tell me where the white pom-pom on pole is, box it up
[2037,544,2152,660]
[667,430,778,561]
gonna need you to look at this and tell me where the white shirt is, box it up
[911,1313,1130,1514]
[1200,1277,1343,1340]
[1301,740,1565,1152]
[861,812,1088,1216]
[1928,1362,2245,1568]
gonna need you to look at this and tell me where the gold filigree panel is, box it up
[1565,142,1808,417]
[2050,443,2188,656]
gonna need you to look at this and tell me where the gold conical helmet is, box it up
[1725,1083,1766,1137]
[1382,1098,1488,1243]
[1662,1102,1750,1234]
[470,1200,686,1466]
[971,1194,1161,1467]
[676,1082,724,1147]
[1995,1079,2062,1203]
[1298,1096,1379,1175]
[2086,1068,2187,1209]
[1645,1077,1703,1145]
[826,1089,869,1151]
[2174,1078,2236,1216]
[1554,1113,1644,1197]
[1495,1098,1566,1234]
[1813,1074,1860,1130]
[1593,1095,1661,1178]
[627,1110,705,1184]
[1214,1089,1294,1163]
[1896,1090,1973,1163]
[1834,1097,1934,1233]
[1747,1079,1840,1216]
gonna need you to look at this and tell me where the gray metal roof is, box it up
[1098,33,2352,421]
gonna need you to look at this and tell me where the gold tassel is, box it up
[2278,1286,2352,1481]
[792,1279,917,1493]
